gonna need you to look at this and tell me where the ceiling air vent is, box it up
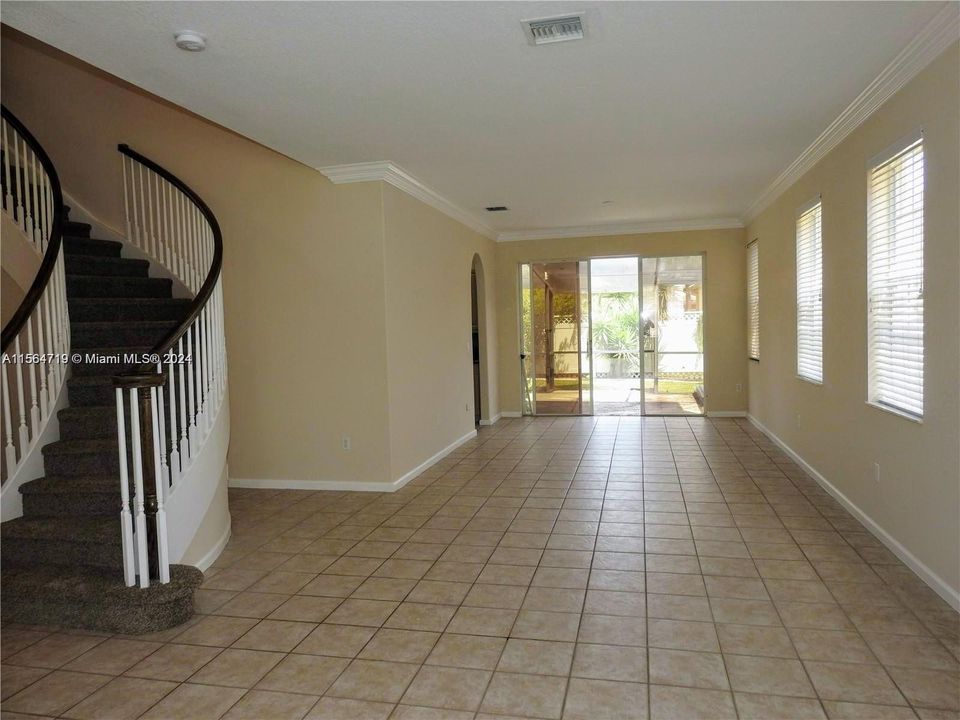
[486,206,509,212]
[523,14,585,46]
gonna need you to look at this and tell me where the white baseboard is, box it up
[706,410,747,418]
[229,428,478,494]
[746,413,960,611]
[391,428,478,488]
[501,410,523,418]
[479,413,502,426]
[192,521,232,572]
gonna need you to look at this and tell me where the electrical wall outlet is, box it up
[736,383,742,393]
[342,436,351,451]
[874,462,880,483]
[795,413,801,429]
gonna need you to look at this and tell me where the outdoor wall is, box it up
[746,43,959,602]
[1,28,393,486]
[494,228,748,416]
[381,184,499,480]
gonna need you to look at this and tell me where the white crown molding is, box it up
[496,217,744,242]
[742,3,960,224]
[319,161,497,240]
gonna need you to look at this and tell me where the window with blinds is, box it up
[796,200,823,383]
[747,240,759,360]
[867,136,924,419]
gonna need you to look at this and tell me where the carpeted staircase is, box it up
[1,208,203,633]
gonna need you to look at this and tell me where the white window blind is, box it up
[747,240,759,360]
[868,136,924,419]
[796,200,823,382]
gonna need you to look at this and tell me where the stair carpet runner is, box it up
[1,208,202,633]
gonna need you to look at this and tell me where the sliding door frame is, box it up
[518,251,706,417]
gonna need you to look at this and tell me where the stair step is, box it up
[0,563,203,634]
[1,516,121,570]
[58,405,118,440]
[42,438,119,476]
[67,275,173,299]
[69,297,192,323]
[63,236,123,258]
[20,476,120,517]
[67,375,115,407]
[71,320,178,349]
[65,254,149,278]
[64,220,92,238]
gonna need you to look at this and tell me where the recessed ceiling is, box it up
[0,1,950,237]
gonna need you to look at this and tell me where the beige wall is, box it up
[494,229,748,415]
[746,43,960,597]
[381,184,499,478]
[1,28,499,486]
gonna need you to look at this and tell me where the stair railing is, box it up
[1,106,68,485]
[114,145,225,587]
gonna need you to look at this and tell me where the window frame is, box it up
[796,196,823,385]
[866,130,925,423]
[746,239,760,362]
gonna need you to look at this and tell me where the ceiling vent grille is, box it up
[523,14,585,45]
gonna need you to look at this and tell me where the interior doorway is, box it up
[471,267,482,426]
[520,254,704,416]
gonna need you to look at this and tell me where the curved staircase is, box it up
[1,106,226,634]
[2,208,203,633]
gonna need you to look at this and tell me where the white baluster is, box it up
[2,365,16,471]
[163,180,173,270]
[128,388,150,588]
[121,155,132,241]
[25,317,40,436]
[193,318,204,435]
[29,150,41,247]
[115,388,136,587]
[37,162,50,253]
[155,363,169,489]
[186,325,197,448]
[152,170,161,261]
[22,140,33,240]
[137,164,147,253]
[13,134,25,232]
[174,190,185,281]
[13,337,28,452]
[2,120,13,215]
[167,353,181,487]
[191,206,201,292]
[150,386,171,583]
[177,336,189,465]
[39,285,52,419]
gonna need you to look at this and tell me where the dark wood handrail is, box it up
[116,144,223,374]
[1,106,65,352]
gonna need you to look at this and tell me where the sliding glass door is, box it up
[520,254,703,416]
[590,257,642,415]
[641,255,704,415]
[519,261,591,415]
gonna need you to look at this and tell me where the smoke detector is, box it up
[175,31,206,52]
[522,14,586,46]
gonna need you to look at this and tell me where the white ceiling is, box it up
[1,1,950,238]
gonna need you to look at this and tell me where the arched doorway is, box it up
[471,255,488,425]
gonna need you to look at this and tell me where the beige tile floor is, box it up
[3,416,958,720]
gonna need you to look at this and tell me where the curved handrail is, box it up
[116,144,222,372]
[1,106,65,352]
